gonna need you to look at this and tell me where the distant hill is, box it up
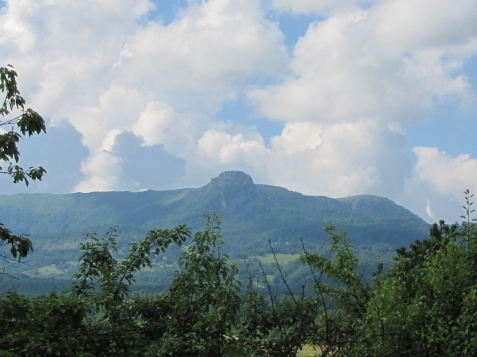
[0,171,429,255]
[0,170,432,292]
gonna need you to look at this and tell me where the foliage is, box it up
[3,191,477,356]
[0,65,45,257]
[235,189,477,356]
[138,214,248,357]
[70,223,191,356]
[0,292,88,357]
[0,215,253,356]
[0,65,46,293]
[359,190,477,356]
[0,65,46,186]
[292,190,477,356]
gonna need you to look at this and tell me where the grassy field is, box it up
[37,264,63,277]
[297,345,321,356]
[251,253,301,265]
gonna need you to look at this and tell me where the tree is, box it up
[140,214,247,357]
[0,215,253,357]
[292,190,477,356]
[0,65,46,290]
[0,65,46,186]
[361,191,477,356]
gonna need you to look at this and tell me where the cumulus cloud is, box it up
[0,0,288,192]
[268,120,411,198]
[197,130,269,165]
[72,131,187,192]
[426,200,435,220]
[399,177,463,224]
[0,0,152,109]
[414,147,477,196]
[271,122,322,154]
[173,119,410,199]
[171,128,271,187]
[74,151,124,193]
[132,102,212,157]
[394,147,477,223]
[133,102,176,147]
[113,0,289,110]
[249,0,477,123]
[73,86,149,151]
[271,0,383,15]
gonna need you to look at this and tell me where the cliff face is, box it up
[205,171,257,211]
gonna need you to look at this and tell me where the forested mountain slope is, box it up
[0,171,429,285]
[0,171,428,255]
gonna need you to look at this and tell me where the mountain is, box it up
[0,171,429,257]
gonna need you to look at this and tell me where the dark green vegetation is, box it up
[0,171,428,287]
[0,171,428,252]
[2,202,477,356]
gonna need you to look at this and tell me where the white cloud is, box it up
[133,101,218,158]
[414,147,477,196]
[373,0,477,51]
[268,119,410,197]
[101,129,123,152]
[399,179,462,225]
[249,0,477,124]
[173,118,410,199]
[173,128,272,187]
[0,0,37,53]
[271,122,322,154]
[71,86,149,151]
[394,147,477,223]
[271,0,383,15]
[74,151,125,192]
[198,130,269,165]
[114,0,288,109]
[133,102,175,147]
[426,200,434,220]
[0,0,289,192]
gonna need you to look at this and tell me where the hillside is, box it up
[0,170,428,239]
[0,171,429,281]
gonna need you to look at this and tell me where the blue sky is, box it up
[1,0,477,223]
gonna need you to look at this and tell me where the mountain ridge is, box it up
[0,171,429,252]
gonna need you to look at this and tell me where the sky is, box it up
[0,0,476,223]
